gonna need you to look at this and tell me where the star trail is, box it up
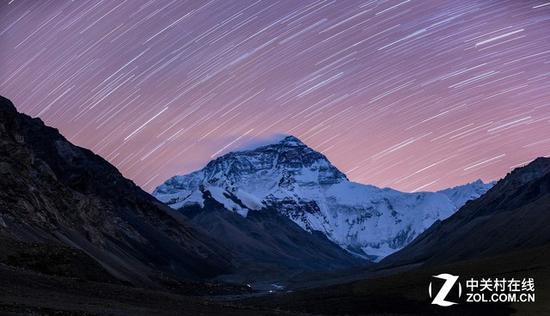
[1,0,549,192]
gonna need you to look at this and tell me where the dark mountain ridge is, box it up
[0,95,232,287]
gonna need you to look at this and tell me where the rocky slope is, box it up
[154,135,493,261]
[0,95,232,287]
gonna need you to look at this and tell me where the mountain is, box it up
[381,156,550,268]
[0,95,232,287]
[154,135,493,261]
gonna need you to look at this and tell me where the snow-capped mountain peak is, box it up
[154,135,494,261]
[154,135,347,206]
[200,135,349,186]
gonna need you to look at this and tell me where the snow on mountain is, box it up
[154,136,494,261]
[437,179,496,208]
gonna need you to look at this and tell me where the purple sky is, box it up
[1,0,549,192]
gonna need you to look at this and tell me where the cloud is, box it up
[232,133,291,151]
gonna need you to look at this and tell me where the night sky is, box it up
[1,0,549,192]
